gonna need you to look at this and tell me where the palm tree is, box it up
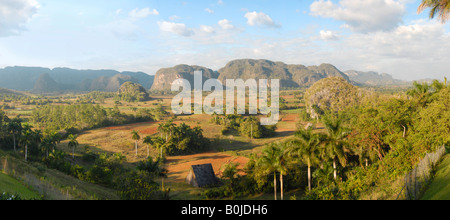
[137,157,168,191]
[48,131,61,152]
[40,137,53,159]
[19,125,33,161]
[157,120,176,141]
[143,135,154,158]
[257,144,282,200]
[157,123,166,139]
[418,0,450,23]
[276,143,290,200]
[322,115,349,180]
[7,118,22,153]
[131,130,140,156]
[290,126,324,192]
[68,134,79,159]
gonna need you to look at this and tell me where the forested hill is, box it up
[0,66,154,93]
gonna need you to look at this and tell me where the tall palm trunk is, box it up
[135,140,138,156]
[273,172,277,200]
[25,145,28,161]
[307,160,312,192]
[280,173,284,200]
[333,158,337,180]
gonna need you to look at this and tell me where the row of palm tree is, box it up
[7,120,79,161]
[257,115,349,200]
[130,130,161,158]
[131,130,162,159]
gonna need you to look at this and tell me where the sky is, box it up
[0,0,449,81]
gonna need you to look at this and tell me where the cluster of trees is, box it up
[31,104,156,132]
[77,91,116,104]
[211,113,277,139]
[0,113,64,162]
[151,121,210,156]
[1,95,57,106]
[206,78,449,200]
[129,120,211,159]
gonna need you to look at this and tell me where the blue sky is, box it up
[0,0,449,80]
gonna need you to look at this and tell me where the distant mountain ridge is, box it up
[0,61,413,93]
[0,66,154,93]
[344,70,408,86]
[151,59,351,91]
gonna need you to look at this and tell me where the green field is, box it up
[421,154,450,200]
[0,173,41,200]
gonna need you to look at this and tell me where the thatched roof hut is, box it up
[186,164,219,187]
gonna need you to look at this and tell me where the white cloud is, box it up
[0,0,40,37]
[129,8,159,21]
[200,25,215,33]
[205,8,214,14]
[245,11,280,28]
[328,20,450,80]
[349,20,449,60]
[158,21,194,37]
[310,0,406,33]
[319,30,339,40]
[218,19,235,30]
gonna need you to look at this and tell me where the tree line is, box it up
[30,103,161,133]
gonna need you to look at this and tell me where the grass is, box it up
[0,172,41,200]
[421,154,450,200]
[1,152,119,200]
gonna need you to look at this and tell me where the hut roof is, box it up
[187,164,218,187]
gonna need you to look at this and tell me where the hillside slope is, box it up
[421,154,450,200]
[151,64,219,91]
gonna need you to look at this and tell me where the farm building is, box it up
[186,164,219,187]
